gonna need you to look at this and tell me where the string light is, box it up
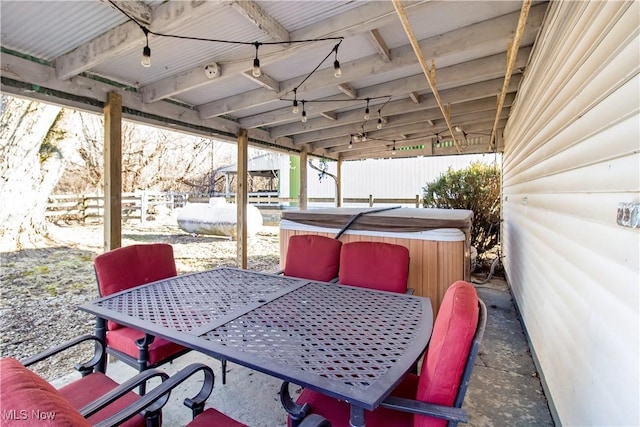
[301,101,307,123]
[392,140,397,155]
[333,43,342,78]
[141,27,151,67]
[435,133,441,148]
[107,1,343,76]
[348,135,353,149]
[292,89,299,114]
[377,116,383,130]
[252,42,262,78]
[364,98,370,120]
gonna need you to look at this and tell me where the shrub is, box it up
[422,162,501,255]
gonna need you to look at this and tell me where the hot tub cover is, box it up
[281,207,473,235]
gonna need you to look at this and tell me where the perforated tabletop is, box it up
[80,267,433,411]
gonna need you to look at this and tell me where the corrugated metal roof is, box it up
[0,1,125,60]
[261,1,365,32]
[0,0,549,160]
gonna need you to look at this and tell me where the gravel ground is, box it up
[0,212,282,381]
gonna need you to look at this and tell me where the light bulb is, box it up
[333,60,342,78]
[292,100,299,114]
[377,118,383,129]
[252,57,261,78]
[361,134,367,142]
[301,110,307,123]
[141,45,151,68]
[392,147,396,155]
[364,108,370,120]
[348,143,352,149]
[455,126,462,132]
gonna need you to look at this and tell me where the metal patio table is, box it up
[79,267,433,427]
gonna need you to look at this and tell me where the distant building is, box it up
[215,152,499,205]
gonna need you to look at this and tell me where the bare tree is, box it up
[0,96,81,250]
[55,115,233,195]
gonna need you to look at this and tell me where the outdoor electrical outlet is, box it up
[616,202,640,228]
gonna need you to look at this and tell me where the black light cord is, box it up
[108,0,343,46]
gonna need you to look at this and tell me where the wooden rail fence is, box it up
[46,192,423,223]
[46,192,188,223]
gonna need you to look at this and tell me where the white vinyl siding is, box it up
[502,1,639,425]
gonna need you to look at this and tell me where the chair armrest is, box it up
[21,334,104,376]
[279,381,310,422]
[379,396,468,424]
[91,363,215,427]
[80,368,169,419]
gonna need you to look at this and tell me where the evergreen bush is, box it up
[422,162,501,255]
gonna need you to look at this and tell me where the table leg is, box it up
[350,405,366,427]
[95,317,107,373]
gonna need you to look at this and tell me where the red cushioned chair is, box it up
[93,243,195,392]
[1,335,314,427]
[4,334,165,427]
[283,281,487,427]
[338,241,410,293]
[283,235,342,282]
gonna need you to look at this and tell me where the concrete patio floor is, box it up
[53,275,555,426]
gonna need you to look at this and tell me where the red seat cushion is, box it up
[292,380,416,427]
[59,372,144,427]
[107,326,187,366]
[284,235,342,282]
[415,280,479,427]
[0,357,91,426]
[338,241,409,293]
[94,244,177,332]
[187,408,248,427]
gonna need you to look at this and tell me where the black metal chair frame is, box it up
[19,334,215,427]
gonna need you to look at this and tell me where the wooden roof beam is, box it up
[104,0,152,25]
[490,0,532,149]
[367,29,391,62]
[393,0,461,153]
[230,1,289,42]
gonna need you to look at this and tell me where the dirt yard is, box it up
[0,214,282,380]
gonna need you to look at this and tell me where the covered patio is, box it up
[49,276,553,426]
[1,0,638,425]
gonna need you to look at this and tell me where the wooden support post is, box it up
[299,147,308,210]
[103,92,122,252]
[336,158,343,208]
[237,129,248,269]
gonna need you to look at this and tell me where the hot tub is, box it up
[280,207,473,315]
